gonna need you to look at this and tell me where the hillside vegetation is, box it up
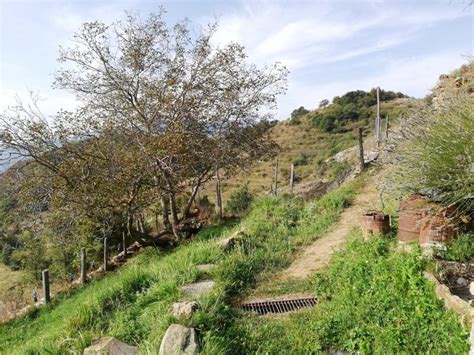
[215,91,416,200]
[0,177,468,354]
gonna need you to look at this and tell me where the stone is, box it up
[83,337,138,355]
[469,282,474,296]
[217,230,246,252]
[196,264,215,272]
[456,277,467,286]
[364,151,379,164]
[159,324,199,355]
[171,301,200,319]
[181,280,216,296]
[424,272,474,326]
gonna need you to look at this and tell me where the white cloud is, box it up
[276,52,469,119]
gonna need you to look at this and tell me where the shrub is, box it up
[385,95,474,214]
[292,153,309,166]
[437,233,474,262]
[225,184,253,216]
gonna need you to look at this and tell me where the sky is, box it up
[0,0,473,120]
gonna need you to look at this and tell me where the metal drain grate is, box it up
[239,296,317,316]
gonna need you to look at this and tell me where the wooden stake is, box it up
[289,163,295,195]
[385,115,389,139]
[122,231,127,257]
[216,169,223,219]
[273,158,279,196]
[103,237,108,272]
[358,128,365,171]
[42,269,50,304]
[376,87,381,148]
[80,248,86,285]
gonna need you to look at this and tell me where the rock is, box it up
[469,282,474,296]
[364,151,379,164]
[83,337,138,355]
[171,301,200,319]
[455,76,463,87]
[159,324,199,355]
[456,277,467,286]
[196,264,215,272]
[217,230,246,252]
[181,280,216,296]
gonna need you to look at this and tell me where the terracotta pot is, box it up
[398,194,437,242]
[360,212,391,240]
[419,207,457,245]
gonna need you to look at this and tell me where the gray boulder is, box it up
[171,301,200,319]
[83,337,138,355]
[217,230,246,252]
[159,324,199,355]
[181,280,216,297]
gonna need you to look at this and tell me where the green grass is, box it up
[228,233,470,354]
[0,178,361,354]
[0,177,468,354]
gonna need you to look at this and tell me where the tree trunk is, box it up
[183,183,200,219]
[216,169,223,219]
[169,192,180,242]
[160,193,171,230]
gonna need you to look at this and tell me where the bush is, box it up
[437,233,474,262]
[225,184,254,216]
[386,95,474,213]
[292,153,309,166]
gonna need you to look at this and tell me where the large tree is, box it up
[0,9,287,243]
[52,10,287,239]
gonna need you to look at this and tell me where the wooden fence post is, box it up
[273,158,279,196]
[103,237,108,272]
[289,163,295,194]
[385,115,389,139]
[358,128,365,171]
[42,269,50,304]
[376,87,381,148]
[216,169,223,219]
[80,248,86,285]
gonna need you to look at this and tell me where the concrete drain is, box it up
[239,296,317,316]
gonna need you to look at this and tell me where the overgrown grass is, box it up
[0,179,360,353]
[229,233,469,354]
[2,177,467,354]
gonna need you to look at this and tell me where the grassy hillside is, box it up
[213,96,416,201]
[0,176,469,354]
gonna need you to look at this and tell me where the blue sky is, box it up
[0,0,472,119]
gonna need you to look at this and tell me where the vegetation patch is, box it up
[230,234,469,354]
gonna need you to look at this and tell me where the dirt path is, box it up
[276,171,382,281]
